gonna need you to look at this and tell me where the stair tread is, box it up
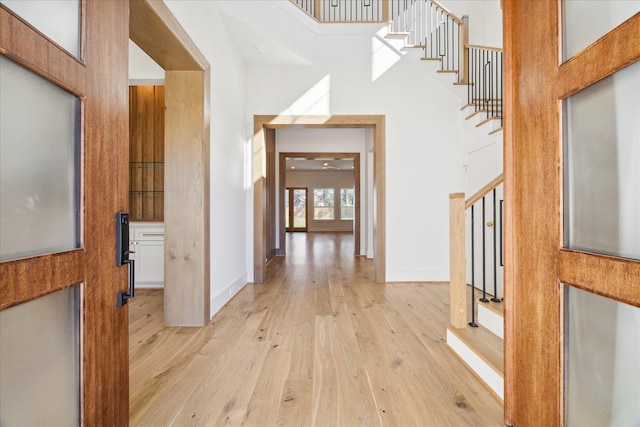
[421,57,442,61]
[476,116,502,127]
[447,325,504,375]
[488,127,503,136]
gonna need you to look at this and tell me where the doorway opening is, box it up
[129,0,210,326]
[280,152,361,258]
[253,115,385,284]
[284,187,308,232]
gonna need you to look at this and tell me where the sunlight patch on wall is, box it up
[277,74,331,117]
[371,28,405,82]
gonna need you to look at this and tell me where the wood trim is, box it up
[502,1,516,424]
[465,44,503,52]
[428,0,463,24]
[0,5,86,95]
[164,70,210,326]
[460,16,469,84]
[465,173,503,209]
[82,1,129,422]
[266,129,277,262]
[254,115,385,283]
[0,250,85,310]
[449,194,466,328]
[557,13,640,99]
[130,0,207,71]
[559,250,640,308]
[314,0,321,21]
[382,0,389,22]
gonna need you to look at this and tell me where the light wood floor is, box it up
[130,232,504,426]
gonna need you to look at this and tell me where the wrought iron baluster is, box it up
[480,196,489,303]
[470,204,478,327]
[492,189,501,302]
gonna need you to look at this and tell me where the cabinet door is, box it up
[135,241,164,286]
[133,225,164,287]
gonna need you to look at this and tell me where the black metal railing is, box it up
[292,0,315,18]
[330,0,383,22]
[297,0,385,22]
[467,184,504,327]
[389,0,464,77]
[467,46,503,127]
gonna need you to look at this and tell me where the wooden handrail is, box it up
[466,44,503,53]
[465,173,504,209]
[428,0,464,25]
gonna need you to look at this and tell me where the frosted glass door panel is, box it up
[0,0,81,57]
[563,60,640,260]
[564,285,640,426]
[0,56,81,261]
[562,0,640,61]
[0,286,81,426]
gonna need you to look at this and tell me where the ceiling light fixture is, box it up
[255,45,267,55]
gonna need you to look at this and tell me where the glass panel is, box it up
[563,60,640,260]
[0,286,81,426]
[293,189,306,228]
[564,285,640,426]
[341,188,355,220]
[314,188,335,220]
[0,0,81,57]
[0,56,81,261]
[562,0,639,61]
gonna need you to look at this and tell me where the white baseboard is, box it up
[210,273,248,318]
[386,269,448,282]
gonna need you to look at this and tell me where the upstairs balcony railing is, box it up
[291,0,503,127]
[292,0,388,22]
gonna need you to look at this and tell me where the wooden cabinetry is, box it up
[129,85,164,221]
[129,222,164,288]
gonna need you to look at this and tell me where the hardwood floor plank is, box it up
[130,233,504,426]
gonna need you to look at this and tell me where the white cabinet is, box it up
[129,222,164,288]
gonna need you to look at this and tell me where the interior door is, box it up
[0,1,129,425]
[285,187,308,232]
[504,1,640,425]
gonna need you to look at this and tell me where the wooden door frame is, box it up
[254,115,385,283]
[130,1,211,326]
[284,187,309,232]
[279,152,361,255]
[503,2,640,425]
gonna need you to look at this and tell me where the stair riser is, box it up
[446,329,504,401]
[478,303,504,339]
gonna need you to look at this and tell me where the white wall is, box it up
[164,1,249,317]
[245,1,466,282]
[128,40,165,84]
[439,0,503,48]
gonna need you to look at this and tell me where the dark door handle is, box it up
[117,258,135,307]
[116,212,135,307]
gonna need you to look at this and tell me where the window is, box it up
[313,188,334,220]
[341,188,354,220]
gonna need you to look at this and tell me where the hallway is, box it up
[130,233,503,426]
